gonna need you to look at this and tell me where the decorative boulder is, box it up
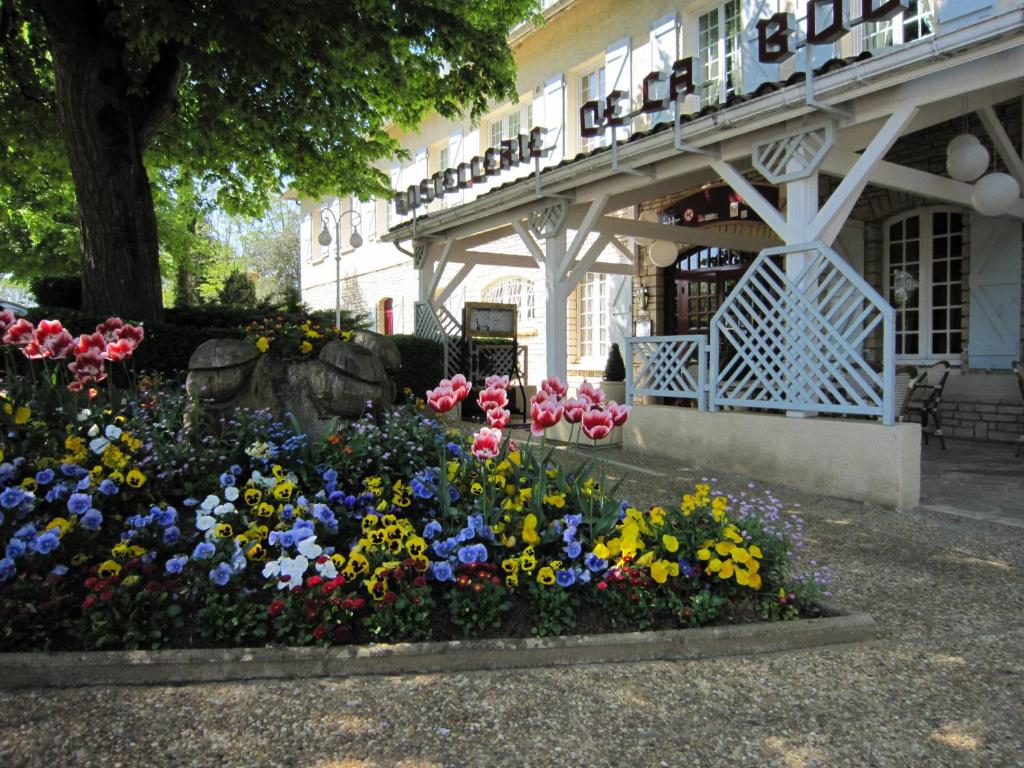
[186,331,400,439]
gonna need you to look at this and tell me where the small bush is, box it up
[391,335,444,401]
[603,343,626,382]
[30,277,81,309]
[217,269,258,308]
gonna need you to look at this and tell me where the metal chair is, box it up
[906,361,951,449]
[1013,361,1024,457]
[894,365,918,422]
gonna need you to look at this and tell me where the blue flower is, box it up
[75,476,92,492]
[50,564,68,577]
[219,472,235,488]
[555,569,576,588]
[468,514,485,532]
[183,497,199,507]
[14,523,36,540]
[230,464,242,475]
[578,569,592,585]
[411,476,435,499]
[35,469,55,486]
[156,506,177,527]
[446,441,463,456]
[0,558,15,582]
[163,526,181,546]
[432,538,456,558]
[269,530,296,549]
[458,543,488,564]
[584,553,608,573]
[81,509,103,531]
[193,542,215,560]
[431,561,453,582]
[457,526,475,543]
[564,541,582,559]
[322,468,338,484]
[209,562,232,586]
[60,463,87,478]
[564,514,582,528]
[5,538,26,558]
[97,479,119,496]
[0,487,25,509]
[312,504,337,528]
[166,555,188,574]
[448,485,461,503]
[31,530,60,555]
[45,484,69,503]
[423,520,442,540]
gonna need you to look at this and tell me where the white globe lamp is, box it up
[945,133,989,183]
[972,172,1021,217]
[648,240,679,268]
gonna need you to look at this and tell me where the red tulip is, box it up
[449,374,470,402]
[476,385,508,412]
[484,374,509,390]
[471,427,502,459]
[0,309,15,335]
[577,380,605,406]
[32,320,75,360]
[562,397,590,424]
[2,318,34,346]
[582,407,615,440]
[530,393,564,436]
[486,406,510,429]
[95,317,124,342]
[607,401,631,427]
[426,382,457,414]
[68,347,107,385]
[103,339,135,362]
[539,376,567,400]
[75,332,107,355]
[114,323,144,350]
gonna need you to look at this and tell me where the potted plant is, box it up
[601,342,627,405]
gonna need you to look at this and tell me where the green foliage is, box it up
[603,343,626,382]
[30,276,81,309]
[364,569,436,642]
[390,335,444,403]
[217,269,258,308]
[194,590,268,647]
[445,564,509,636]
[528,581,576,637]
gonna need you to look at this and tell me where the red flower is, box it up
[449,374,470,402]
[476,385,508,412]
[484,374,509,390]
[268,599,286,617]
[471,426,502,459]
[75,331,107,355]
[103,339,135,362]
[351,597,367,610]
[413,576,427,588]
[582,407,614,440]
[312,623,327,640]
[333,626,350,643]
[530,393,564,437]
[306,575,322,588]
[95,317,124,342]
[607,401,631,427]
[99,588,115,602]
[562,397,590,424]
[2,318,34,346]
[577,380,605,406]
[31,319,75,360]
[114,323,144,350]
[0,308,15,335]
[305,600,319,620]
[341,598,355,611]
[84,577,98,589]
[596,581,608,591]
[68,347,107,385]
[426,381,457,414]
[382,591,398,604]
[486,406,510,429]
[81,595,97,610]
[539,376,568,400]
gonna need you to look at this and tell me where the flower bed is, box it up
[1,312,831,652]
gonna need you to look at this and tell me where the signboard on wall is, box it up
[659,185,780,228]
[464,302,517,339]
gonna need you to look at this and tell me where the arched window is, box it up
[376,297,394,336]
[483,277,536,328]
[883,208,964,361]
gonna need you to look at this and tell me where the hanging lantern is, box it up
[945,133,989,183]
[972,172,1021,217]
[648,240,678,268]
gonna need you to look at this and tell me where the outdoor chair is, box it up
[906,361,951,449]
[1013,361,1024,457]
[894,365,918,422]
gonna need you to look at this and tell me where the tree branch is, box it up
[132,40,184,147]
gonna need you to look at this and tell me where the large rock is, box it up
[186,331,401,438]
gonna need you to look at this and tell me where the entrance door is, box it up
[669,247,753,335]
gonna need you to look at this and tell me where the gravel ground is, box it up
[2,447,1023,768]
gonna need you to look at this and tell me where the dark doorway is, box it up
[668,246,755,335]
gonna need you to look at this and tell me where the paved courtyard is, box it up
[1,439,1022,768]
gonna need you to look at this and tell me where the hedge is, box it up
[390,334,444,402]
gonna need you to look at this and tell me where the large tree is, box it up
[0,0,538,323]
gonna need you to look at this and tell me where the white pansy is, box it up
[213,502,235,517]
[200,495,220,511]
[224,486,240,502]
[196,514,216,531]
[297,536,322,560]
[88,424,123,454]
[315,558,337,579]
[279,556,309,588]
[87,424,100,437]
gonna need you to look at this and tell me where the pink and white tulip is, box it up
[606,401,632,427]
[477,385,508,412]
[471,427,503,459]
[484,374,509,390]
[530,393,564,437]
[562,397,590,424]
[486,406,511,429]
[581,407,615,440]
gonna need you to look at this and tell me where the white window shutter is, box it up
[741,0,781,96]
[649,15,677,129]
[605,38,631,142]
[362,198,376,239]
[542,75,565,165]
[389,162,401,225]
[968,215,1022,369]
[448,130,464,206]
[938,0,992,29]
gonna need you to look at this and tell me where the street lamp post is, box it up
[318,204,363,330]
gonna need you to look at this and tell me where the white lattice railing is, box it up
[626,335,708,409]
[709,241,896,423]
[414,302,463,379]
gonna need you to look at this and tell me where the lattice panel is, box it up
[471,344,517,384]
[626,335,707,407]
[710,242,896,423]
[415,302,463,380]
[752,123,834,183]
[528,201,567,240]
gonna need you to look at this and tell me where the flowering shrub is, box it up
[0,354,831,651]
[243,315,353,358]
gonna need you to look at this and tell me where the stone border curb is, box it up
[0,608,874,689]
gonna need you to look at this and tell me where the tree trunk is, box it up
[37,1,168,324]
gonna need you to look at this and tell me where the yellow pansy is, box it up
[593,542,610,560]
[662,534,679,553]
[256,336,270,353]
[505,573,519,588]
[256,502,275,518]
[98,559,122,578]
[46,517,74,538]
[749,544,764,559]
[214,523,233,539]
[649,506,666,525]
[501,558,519,574]
[13,405,31,425]
[749,573,763,590]
[121,575,140,587]
[714,541,734,557]
[20,477,37,492]
[111,543,129,559]
[246,542,267,561]
[708,557,723,573]
[543,492,565,509]
[746,559,760,574]
[719,560,735,580]
[125,469,146,488]
[735,568,751,586]
[521,514,540,546]
[536,566,556,585]
[272,481,294,501]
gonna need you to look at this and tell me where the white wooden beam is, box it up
[820,148,1024,220]
[510,218,546,266]
[810,105,918,244]
[710,160,788,239]
[978,105,1024,191]
[563,194,609,273]
[609,235,633,262]
[434,263,473,306]
[425,240,453,303]
[565,233,612,289]
[453,251,536,268]
[594,216,779,251]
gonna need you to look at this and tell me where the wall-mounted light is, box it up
[635,283,649,310]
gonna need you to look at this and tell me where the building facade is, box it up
[300,0,1024,453]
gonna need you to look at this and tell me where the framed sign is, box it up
[464,302,517,338]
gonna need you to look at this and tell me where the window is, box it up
[863,0,934,51]
[696,0,742,106]
[579,64,606,152]
[487,102,533,148]
[578,273,610,360]
[484,277,536,328]
[489,119,503,148]
[884,208,964,360]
